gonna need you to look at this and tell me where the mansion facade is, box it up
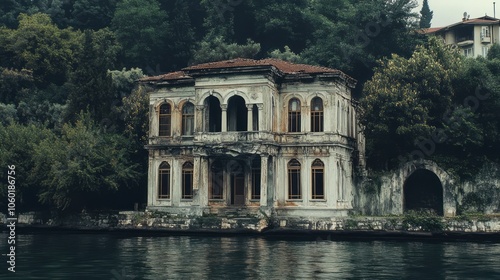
[141,58,365,217]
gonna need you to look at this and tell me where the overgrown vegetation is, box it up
[0,0,497,212]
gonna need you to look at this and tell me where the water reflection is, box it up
[0,233,499,279]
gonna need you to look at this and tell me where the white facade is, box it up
[142,59,364,217]
[426,16,500,58]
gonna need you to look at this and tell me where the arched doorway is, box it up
[404,169,443,215]
[227,95,247,131]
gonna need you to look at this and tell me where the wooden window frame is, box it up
[182,102,195,136]
[288,98,301,132]
[158,162,170,199]
[288,159,301,199]
[182,162,194,199]
[251,159,261,200]
[159,103,172,137]
[311,97,324,132]
[311,159,325,199]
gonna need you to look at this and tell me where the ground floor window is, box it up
[210,161,224,199]
[182,162,193,199]
[158,162,170,199]
[251,159,261,199]
[311,159,324,199]
[288,159,301,199]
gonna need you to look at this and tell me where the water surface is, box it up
[1,232,499,279]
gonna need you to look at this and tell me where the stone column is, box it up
[192,156,201,206]
[195,105,205,132]
[260,155,268,206]
[199,157,209,207]
[221,104,227,132]
[247,104,253,131]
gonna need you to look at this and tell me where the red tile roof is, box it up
[183,58,341,75]
[419,27,443,34]
[141,58,355,86]
[139,71,190,82]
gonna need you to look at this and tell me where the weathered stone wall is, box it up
[353,160,500,217]
[2,211,500,235]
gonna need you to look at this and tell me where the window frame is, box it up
[158,162,171,199]
[287,159,302,200]
[182,102,195,136]
[159,103,172,137]
[310,97,324,132]
[182,161,194,200]
[251,159,261,200]
[311,159,325,200]
[288,98,301,132]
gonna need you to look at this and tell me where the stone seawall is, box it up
[1,211,500,239]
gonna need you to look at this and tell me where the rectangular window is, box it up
[251,168,261,200]
[182,167,193,199]
[312,168,324,199]
[464,48,474,57]
[288,112,301,132]
[158,169,170,199]
[288,168,301,199]
[311,111,324,132]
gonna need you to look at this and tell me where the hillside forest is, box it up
[0,0,499,212]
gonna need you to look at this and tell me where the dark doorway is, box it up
[404,169,443,215]
[205,96,221,132]
[227,96,247,131]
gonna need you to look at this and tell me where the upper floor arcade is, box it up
[141,58,359,148]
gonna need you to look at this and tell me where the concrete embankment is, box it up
[1,211,500,241]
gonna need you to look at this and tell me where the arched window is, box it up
[311,97,324,132]
[158,162,170,199]
[182,162,194,199]
[288,98,301,132]
[182,102,195,136]
[311,159,325,199]
[288,159,301,199]
[210,161,223,199]
[159,103,171,137]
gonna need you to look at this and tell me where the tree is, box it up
[66,29,121,124]
[0,123,56,211]
[33,113,140,210]
[360,37,463,169]
[301,0,423,95]
[70,0,118,30]
[419,0,433,29]
[0,13,82,87]
[269,46,302,63]
[111,0,169,68]
[191,37,260,65]
[251,0,314,54]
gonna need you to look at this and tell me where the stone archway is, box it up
[403,169,444,215]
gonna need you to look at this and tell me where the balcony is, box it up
[193,131,274,144]
[456,38,474,47]
[481,36,491,43]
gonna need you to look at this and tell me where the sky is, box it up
[414,0,499,27]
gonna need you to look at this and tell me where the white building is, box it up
[423,15,500,57]
[141,58,364,217]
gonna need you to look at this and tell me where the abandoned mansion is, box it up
[140,58,365,217]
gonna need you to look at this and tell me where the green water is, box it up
[1,232,499,279]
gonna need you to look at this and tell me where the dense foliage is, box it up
[0,0,496,211]
[361,37,500,176]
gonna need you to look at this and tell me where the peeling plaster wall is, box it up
[354,160,500,217]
